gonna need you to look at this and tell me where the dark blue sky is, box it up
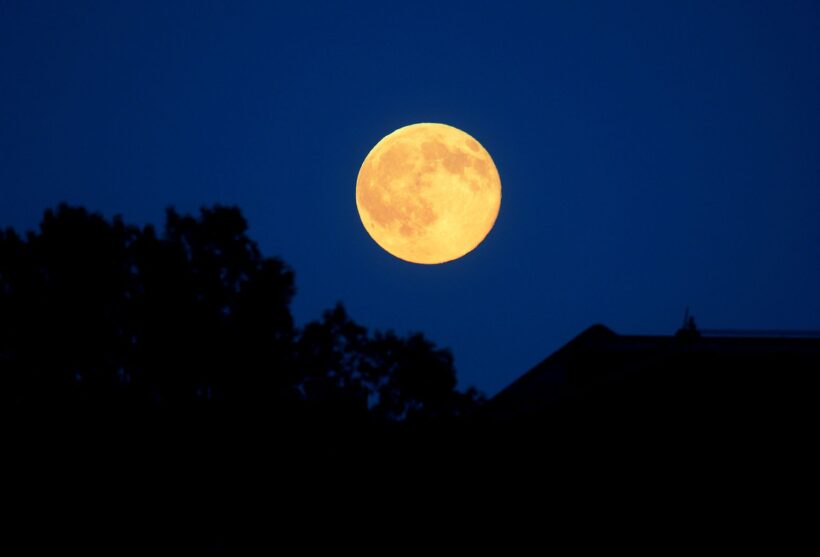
[2,1,819,395]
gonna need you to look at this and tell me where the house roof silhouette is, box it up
[485,323,820,426]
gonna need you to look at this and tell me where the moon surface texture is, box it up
[356,123,502,264]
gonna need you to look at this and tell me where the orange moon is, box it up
[355,123,502,264]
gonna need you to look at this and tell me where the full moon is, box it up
[356,123,501,264]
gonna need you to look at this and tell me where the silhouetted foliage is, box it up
[0,204,482,426]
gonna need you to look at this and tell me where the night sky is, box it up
[2,1,819,395]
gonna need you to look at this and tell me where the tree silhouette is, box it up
[294,302,484,424]
[0,204,482,426]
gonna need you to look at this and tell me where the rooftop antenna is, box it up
[676,306,700,339]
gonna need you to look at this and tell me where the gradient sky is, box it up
[2,1,819,395]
